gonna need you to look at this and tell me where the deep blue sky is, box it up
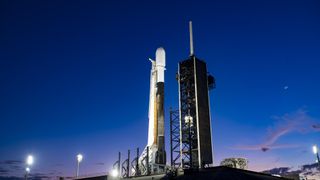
[1,0,320,178]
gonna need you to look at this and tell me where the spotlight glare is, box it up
[77,154,83,162]
[111,169,118,177]
[313,145,318,154]
[26,155,34,166]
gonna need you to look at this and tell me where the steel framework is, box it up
[139,146,150,176]
[177,56,215,169]
[178,57,199,169]
[170,108,180,168]
[130,148,140,176]
[121,150,130,178]
[112,152,121,178]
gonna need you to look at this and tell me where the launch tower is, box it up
[177,22,215,169]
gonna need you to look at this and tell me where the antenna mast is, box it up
[189,21,194,56]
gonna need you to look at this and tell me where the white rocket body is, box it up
[139,47,166,174]
[147,47,165,146]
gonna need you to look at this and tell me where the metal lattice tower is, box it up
[121,150,130,178]
[177,56,215,169]
[170,108,180,168]
[178,58,198,168]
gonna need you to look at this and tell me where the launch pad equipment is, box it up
[112,22,215,179]
[177,21,215,169]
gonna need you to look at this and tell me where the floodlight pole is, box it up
[76,160,80,178]
[76,154,83,178]
[25,155,33,180]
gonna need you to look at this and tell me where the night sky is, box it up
[1,0,320,178]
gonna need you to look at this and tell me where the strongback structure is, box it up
[177,21,215,169]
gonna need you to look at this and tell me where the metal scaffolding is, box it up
[170,108,180,168]
[177,56,215,169]
[139,146,150,176]
[130,148,140,176]
[121,150,130,178]
[178,57,199,169]
[112,152,121,178]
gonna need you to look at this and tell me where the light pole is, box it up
[76,154,83,178]
[25,167,30,180]
[313,145,320,169]
[25,155,33,180]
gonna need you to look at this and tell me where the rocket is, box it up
[146,47,166,165]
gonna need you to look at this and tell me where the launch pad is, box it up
[105,21,216,179]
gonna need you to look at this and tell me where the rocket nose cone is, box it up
[156,47,165,52]
[156,47,166,67]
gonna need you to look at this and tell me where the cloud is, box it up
[235,144,299,152]
[3,161,22,165]
[0,161,22,165]
[0,167,9,175]
[312,124,320,131]
[29,173,51,180]
[234,109,318,152]
[0,160,24,177]
[0,160,63,180]
[95,162,105,166]
[9,166,21,171]
[262,162,319,176]
[263,167,290,174]
[0,176,23,180]
[301,163,318,171]
[265,109,313,142]
[53,163,64,167]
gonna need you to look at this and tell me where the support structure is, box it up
[112,152,121,178]
[131,148,140,176]
[139,146,150,175]
[170,108,180,168]
[177,21,215,169]
[121,150,130,178]
[146,147,150,175]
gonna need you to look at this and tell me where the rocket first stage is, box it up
[139,47,166,173]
